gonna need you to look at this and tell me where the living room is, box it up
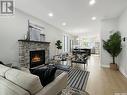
[0,0,127,95]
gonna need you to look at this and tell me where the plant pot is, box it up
[110,63,118,70]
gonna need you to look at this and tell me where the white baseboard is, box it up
[101,64,127,79]
[119,68,127,78]
[101,64,110,68]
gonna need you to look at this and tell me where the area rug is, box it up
[67,68,90,91]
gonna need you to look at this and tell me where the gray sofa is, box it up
[0,64,68,95]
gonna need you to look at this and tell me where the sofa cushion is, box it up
[0,64,10,77]
[36,72,68,95]
[0,76,30,95]
[5,69,43,95]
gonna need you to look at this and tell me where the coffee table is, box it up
[49,59,71,71]
[54,64,70,71]
[58,87,89,95]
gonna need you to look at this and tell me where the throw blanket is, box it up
[67,68,90,91]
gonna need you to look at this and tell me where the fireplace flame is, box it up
[32,55,41,62]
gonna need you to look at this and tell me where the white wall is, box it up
[0,9,74,66]
[100,8,127,78]
[101,18,118,67]
[118,8,127,77]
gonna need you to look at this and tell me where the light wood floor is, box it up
[72,55,127,95]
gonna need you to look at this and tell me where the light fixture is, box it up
[48,12,53,17]
[62,22,67,26]
[92,16,96,20]
[89,0,96,5]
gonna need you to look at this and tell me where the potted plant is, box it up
[55,40,62,54]
[103,31,122,70]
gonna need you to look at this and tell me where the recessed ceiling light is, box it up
[89,0,96,5]
[48,12,53,17]
[62,22,67,26]
[92,16,96,20]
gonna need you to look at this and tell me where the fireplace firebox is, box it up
[30,50,45,68]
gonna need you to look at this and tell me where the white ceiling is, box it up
[16,0,127,37]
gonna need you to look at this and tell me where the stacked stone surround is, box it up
[18,40,50,68]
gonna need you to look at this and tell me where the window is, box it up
[63,35,73,52]
[70,40,73,52]
[63,35,68,52]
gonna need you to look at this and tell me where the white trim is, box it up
[101,64,110,68]
[119,68,127,78]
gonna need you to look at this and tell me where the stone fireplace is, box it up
[18,40,50,68]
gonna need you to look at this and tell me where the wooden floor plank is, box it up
[84,55,127,95]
